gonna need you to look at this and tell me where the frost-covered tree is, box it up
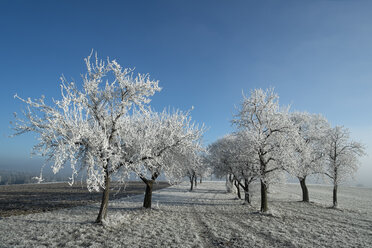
[194,155,211,184]
[290,112,330,202]
[233,132,260,204]
[123,109,205,207]
[191,157,210,187]
[12,52,161,223]
[207,135,238,194]
[185,167,197,191]
[233,88,299,212]
[207,133,259,203]
[181,151,204,191]
[324,126,365,208]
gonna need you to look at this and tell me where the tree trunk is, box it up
[143,180,154,208]
[333,184,338,208]
[260,180,268,212]
[95,170,110,223]
[141,173,159,209]
[227,173,233,185]
[226,174,233,193]
[189,175,194,191]
[244,180,250,204]
[200,177,202,184]
[244,191,250,204]
[234,180,241,199]
[299,176,309,202]
[194,174,197,188]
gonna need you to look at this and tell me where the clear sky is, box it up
[1,0,371,186]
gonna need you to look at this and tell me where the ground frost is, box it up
[0,182,371,247]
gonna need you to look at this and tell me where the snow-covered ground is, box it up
[0,181,371,247]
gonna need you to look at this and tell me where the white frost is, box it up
[0,181,371,247]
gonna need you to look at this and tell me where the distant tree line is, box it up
[0,170,68,185]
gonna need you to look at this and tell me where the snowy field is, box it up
[0,181,371,248]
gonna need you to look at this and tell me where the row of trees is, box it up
[183,152,210,191]
[12,52,365,222]
[207,88,365,211]
[13,52,205,223]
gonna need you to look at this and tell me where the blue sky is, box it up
[1,0,371,185]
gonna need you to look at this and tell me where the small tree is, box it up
[234,132,260,204]
[233,88,299,212]
[186,168,197,191]
[207,133,259,203]
[290,112,330,202]
[324,126,365,208]
[195,155,211,184]
[12,52,161,223]
[207,135,238,194]
[181,151,204,191]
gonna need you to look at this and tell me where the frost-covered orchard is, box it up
[12,52,205,224]
[208,88,365,212]
[11,51,366,228]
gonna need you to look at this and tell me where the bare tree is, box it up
[324,126,365,208]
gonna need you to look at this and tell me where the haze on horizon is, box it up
[0,0,371,187]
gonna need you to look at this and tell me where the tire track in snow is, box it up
[189,190,279,248]
[188,191,224,247]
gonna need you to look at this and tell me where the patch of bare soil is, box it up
[0,181,169,217]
